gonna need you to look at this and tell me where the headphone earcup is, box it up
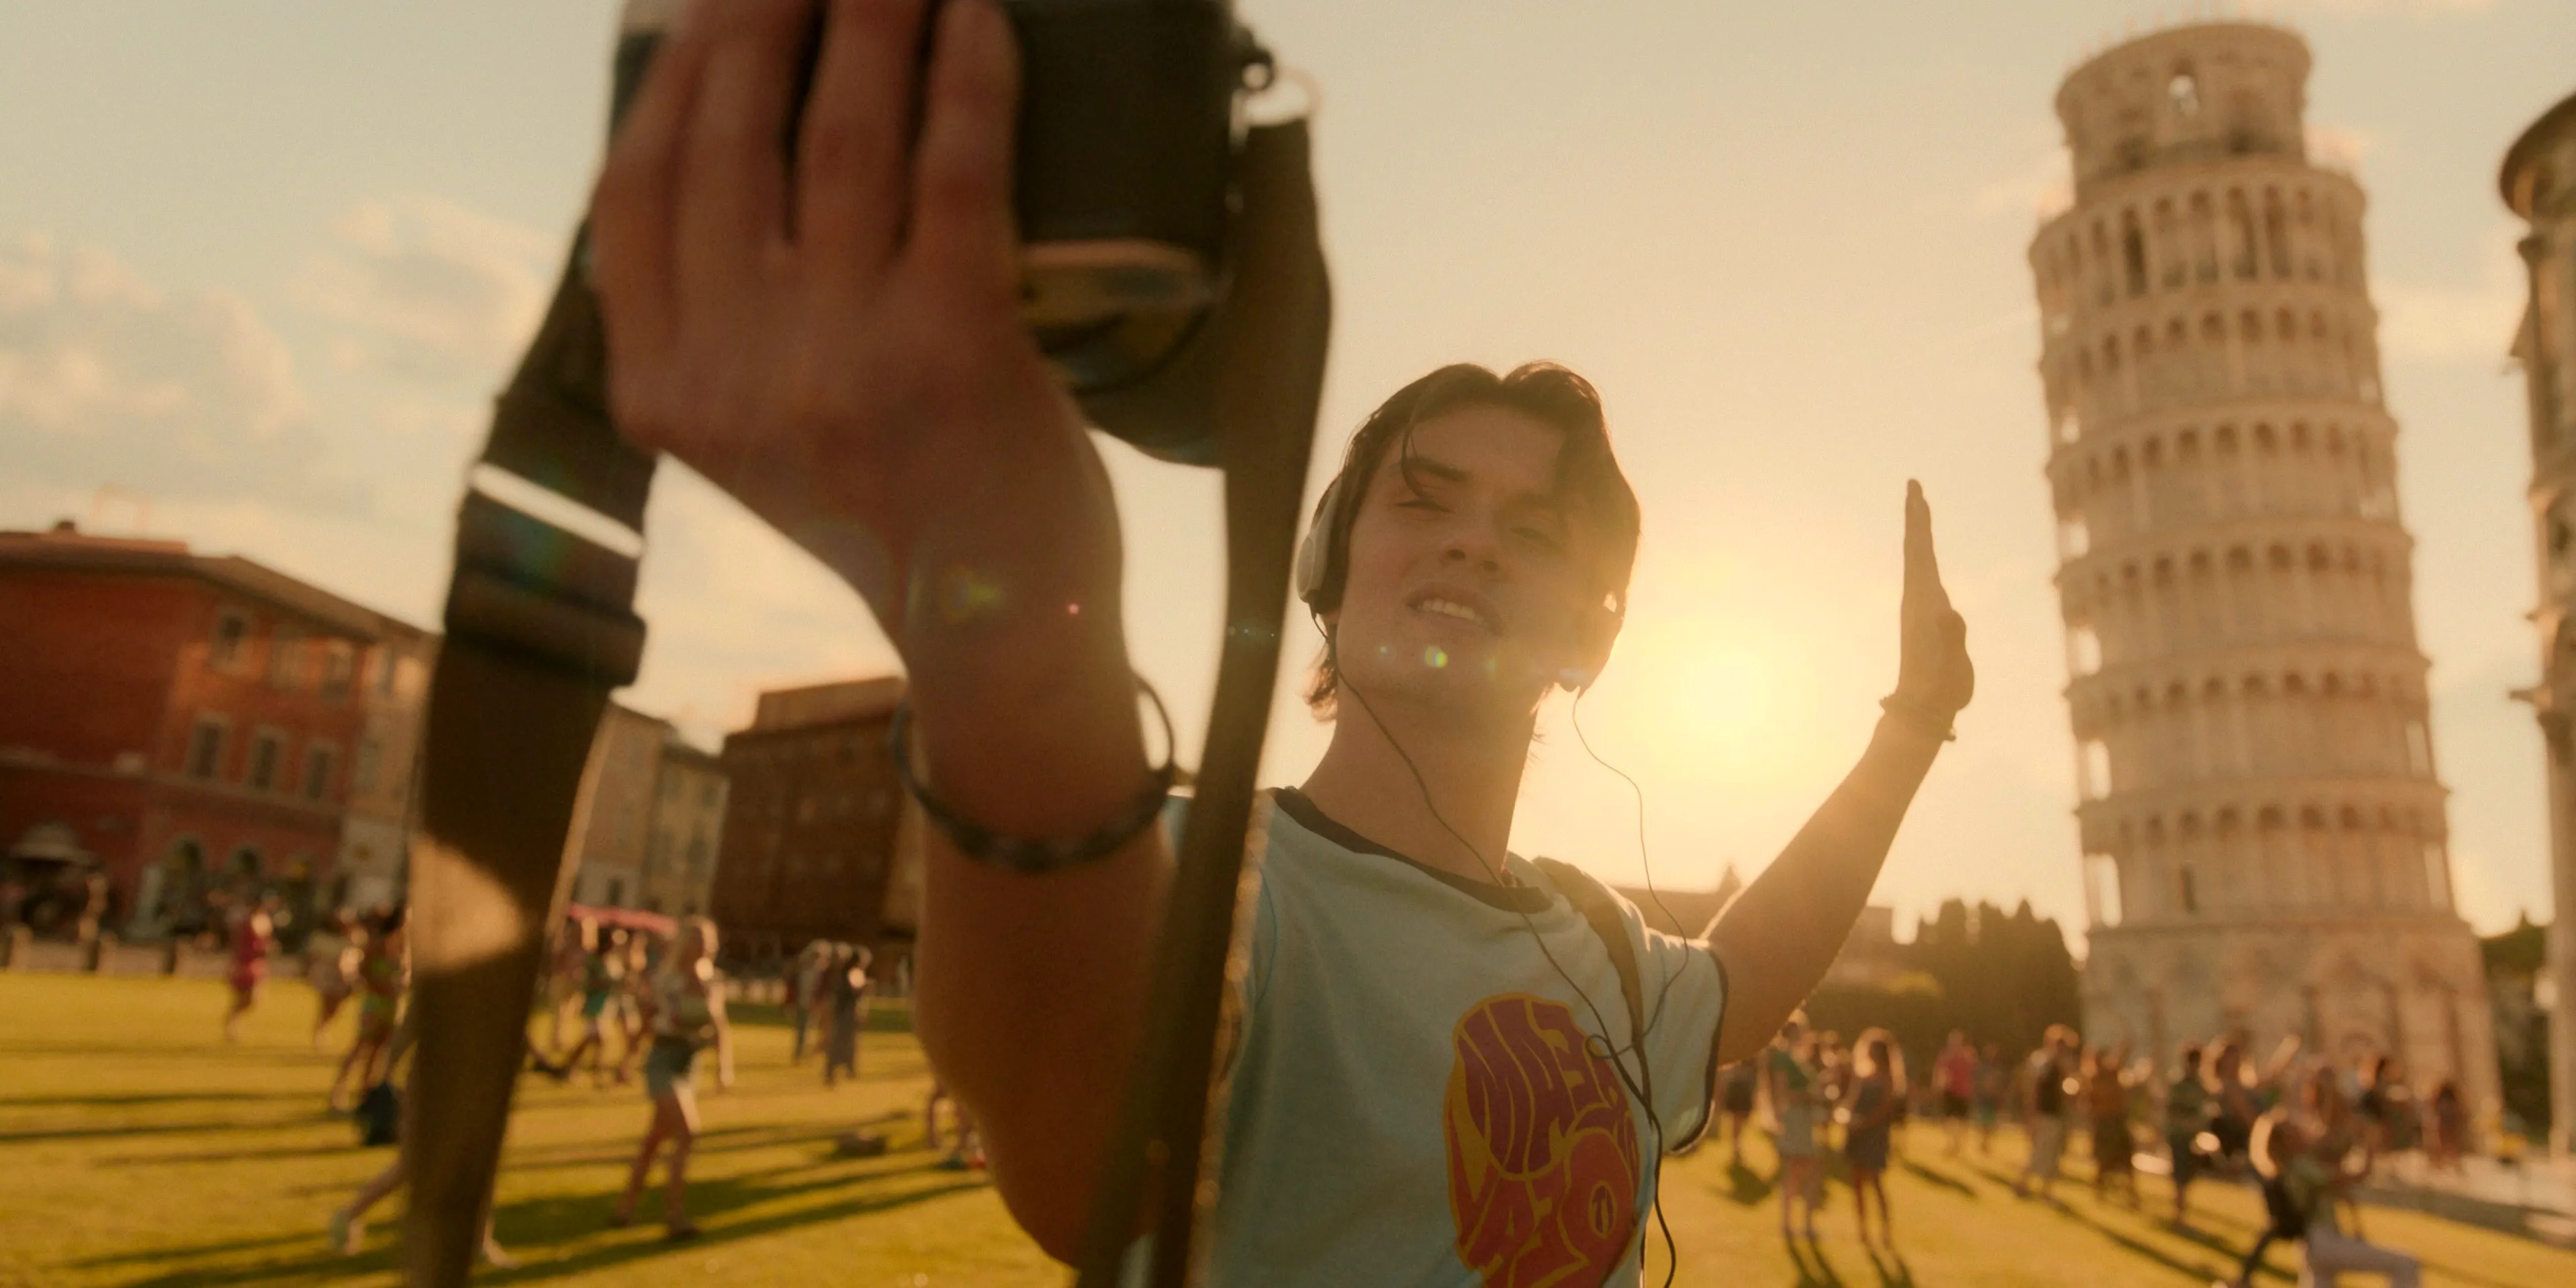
[1293,475,1344,608]
[1293,522,1328,606]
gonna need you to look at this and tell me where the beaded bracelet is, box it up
[886,677,1179,874]
[1878,693,1960,743]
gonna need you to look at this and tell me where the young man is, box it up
[586,1,1972,1280]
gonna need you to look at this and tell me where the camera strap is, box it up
[402,233,655,1287]
[1070,116,1330,1288]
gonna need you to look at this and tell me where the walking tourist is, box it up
[822,944,872,1087]
[610,928,657,1085]
[2223,1100,2417,1288]
[612,916,734,1239]
[323,1009,517,1267]
[328,906,407,1111]
[1974,1041,2007,1154]
[1933,1029,1976,1155]
[1718,1060,1759,1167]
[306,913,363,1050]
[2162,1043,2211,1228]
[925,1074,986,1172]
[553,920,621,1086]
[1840,1029,1903,1246]
[220,892,278,1042]
[2084,1046,2137,1206]
[2427,1080,2467,1173]
[583,13,1975,1272]
[2356,1054,2412,1158]
[543,917,590,1055]
[1764,1015,1825,1240]
[2013,1025,2078,1202]
[790,939,831,1062]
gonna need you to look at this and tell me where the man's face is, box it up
[1326,405,1610,726]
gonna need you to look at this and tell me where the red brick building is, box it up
[0,522,421,937]
[710,677,920,968]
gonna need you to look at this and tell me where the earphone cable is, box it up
[1325,630,1678,1285]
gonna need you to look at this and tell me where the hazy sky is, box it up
[2,0,2569,944]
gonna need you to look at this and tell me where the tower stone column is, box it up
[2027,21,2497,1107]
[2501,89,2576,1154]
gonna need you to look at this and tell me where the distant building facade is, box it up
[641,743,727,917]
[710,677,920,966]
[335,621,436,915]
[2501,87,2576,1152]
[567,704,677,911]
[0,522,422,939]
[2027,24,2495,1104]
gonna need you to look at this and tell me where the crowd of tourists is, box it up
[183,878,2480,1285]
[1725,1013,2462,1286]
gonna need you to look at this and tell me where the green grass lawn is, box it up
[1,971,2569,1287]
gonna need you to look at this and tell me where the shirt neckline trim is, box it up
[1269,787,1556,915]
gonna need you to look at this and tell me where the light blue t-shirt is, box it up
[1154,788,1729,1287]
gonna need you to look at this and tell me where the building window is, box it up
[353,737,382,794]
[2403,721,2432,776]
[2422,844,2451,909]
[2169,70,2200,118]
[321,643,356,700]
[211,610,250,670]
[248,731,285,792]
[2178,860,2201,915]
[604,877,626,907]
[2082,853,2123,927]
[303,743,336,801]
[185,717,228,780]
[269,630,304,690]
[375,647,400,697]
[686,836,708,874]
[2068,626,2103,677]
[2080,740,2113,800]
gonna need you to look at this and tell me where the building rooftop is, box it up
[747,676,906,732]
[0,520,427,641]
[2501,89,2576,217]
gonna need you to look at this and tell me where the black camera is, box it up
[611,0,1272,430]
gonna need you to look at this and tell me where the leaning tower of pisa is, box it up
[2029,21,2496,1101]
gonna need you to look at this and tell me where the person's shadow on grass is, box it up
[1859,1239,1914,1288]
[1896,1158,1976,1198]
[1722,1154,1774,1206]
[1785,1231,1845,1287]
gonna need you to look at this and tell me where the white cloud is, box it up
[292,198,556,383]
[0,232,355,508]
[1977,148,2073,220]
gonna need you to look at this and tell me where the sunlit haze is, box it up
[3,0,2569,946]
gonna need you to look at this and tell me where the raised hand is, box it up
[1892,480,1974,723]
[588,0,1146,822]
[591,0,1111,655]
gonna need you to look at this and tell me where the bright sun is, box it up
[1596,615,1818,786]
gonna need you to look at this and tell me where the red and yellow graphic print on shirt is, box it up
[1443,991,1641,1288]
